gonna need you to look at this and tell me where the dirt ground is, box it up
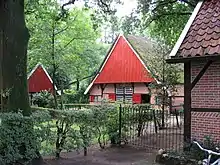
[43,145,160,165]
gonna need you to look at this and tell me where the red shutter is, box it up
[108,93,116,101]
[132,94,141,104]
[89,95,95,102]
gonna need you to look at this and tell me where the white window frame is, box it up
[116,84,133,102]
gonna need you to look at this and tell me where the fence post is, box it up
[118,104,122,145]
[153,110,158,134]
[175,109,180,128]
[169,96,172,114]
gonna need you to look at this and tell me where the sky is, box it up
[115,0,137,17]
[59,0,137,18]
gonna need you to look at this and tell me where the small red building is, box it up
[28,63,58,94]
[85,34,163,104]
[167,0,220,143]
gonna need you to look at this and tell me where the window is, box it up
[155,96,162,105]
[94,95,102,102]
[116,86,124,94]
[116,85,133,103]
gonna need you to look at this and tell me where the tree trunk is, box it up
[0,1,42,164]
[0,0,30,115]
[52,22,58,108]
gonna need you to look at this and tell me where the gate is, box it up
[119,104,184,151]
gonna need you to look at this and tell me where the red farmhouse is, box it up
[84,34,158,104]
[167,0,220,143]
[28,63,58,94]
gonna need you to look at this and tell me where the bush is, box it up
[63,87,89,104]
[0,112,46,165]
[0,103,138,162]
[30,104,119,157]
[32,90,55,108]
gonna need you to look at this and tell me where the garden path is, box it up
[43,145,160,165]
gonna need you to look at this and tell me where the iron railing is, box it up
[118,104,184,151]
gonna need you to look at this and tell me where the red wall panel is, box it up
[94,36,154,84]
[132,94,141,104]
[108,93,116,101]
[28,66,54,93]
[89,95,95,102]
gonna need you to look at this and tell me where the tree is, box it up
[137,38,183,127]
[0,1,30,114]
[137,0,199,45]
[26,0,112,108]
[120,10,141,35]
[0,0,119,163]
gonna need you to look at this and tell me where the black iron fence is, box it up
[118,104,184,151]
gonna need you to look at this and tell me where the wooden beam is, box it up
[100,84,107,97]
[131,83,134,94]
[191,60,212,90]
[191,108,220,112]
[166,55,220,64]
[169,95,184,98]
[184,62,191,149]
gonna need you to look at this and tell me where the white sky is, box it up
[116,0,137,17]
[59,0,137,18]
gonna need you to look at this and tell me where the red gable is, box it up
[84,35,156,94]
[28,63,54,93]
[94,36,155,84]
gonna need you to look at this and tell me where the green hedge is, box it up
[0,104,121,164]
[0,103,157,164]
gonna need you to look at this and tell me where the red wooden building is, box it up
[167,0,220,143]
[28,63,58,94]
[85,34,161,104]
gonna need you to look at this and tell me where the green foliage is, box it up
[0,103,161,162]
[30,104,120,157]
[120,11,142,36]
[0,112,43,165]
[134,0,200,46]
[32,90,55,108]
[26,0,107,91]
[63,87,89,104]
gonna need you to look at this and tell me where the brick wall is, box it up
[191,112,220,142]
[191,61,220,142]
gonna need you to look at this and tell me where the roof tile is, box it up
[177,0,220,57]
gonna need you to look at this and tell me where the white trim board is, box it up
[28,63,61,95]
[169,1,203,57]
[84,34,158,95]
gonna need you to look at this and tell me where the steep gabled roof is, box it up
[125,35,160,79]
[28,63,60,95]
[84,34,158,94]
[169,0,220,60]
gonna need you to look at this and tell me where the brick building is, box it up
[167,0,220,142]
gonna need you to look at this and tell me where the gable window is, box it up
[116,85,133,103]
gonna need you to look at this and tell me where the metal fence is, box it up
[119,104,184,151]
[63,104,95,110]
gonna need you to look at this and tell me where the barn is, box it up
[167,0,220,143]
[84,34,183,105]
[28,63,59,95]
